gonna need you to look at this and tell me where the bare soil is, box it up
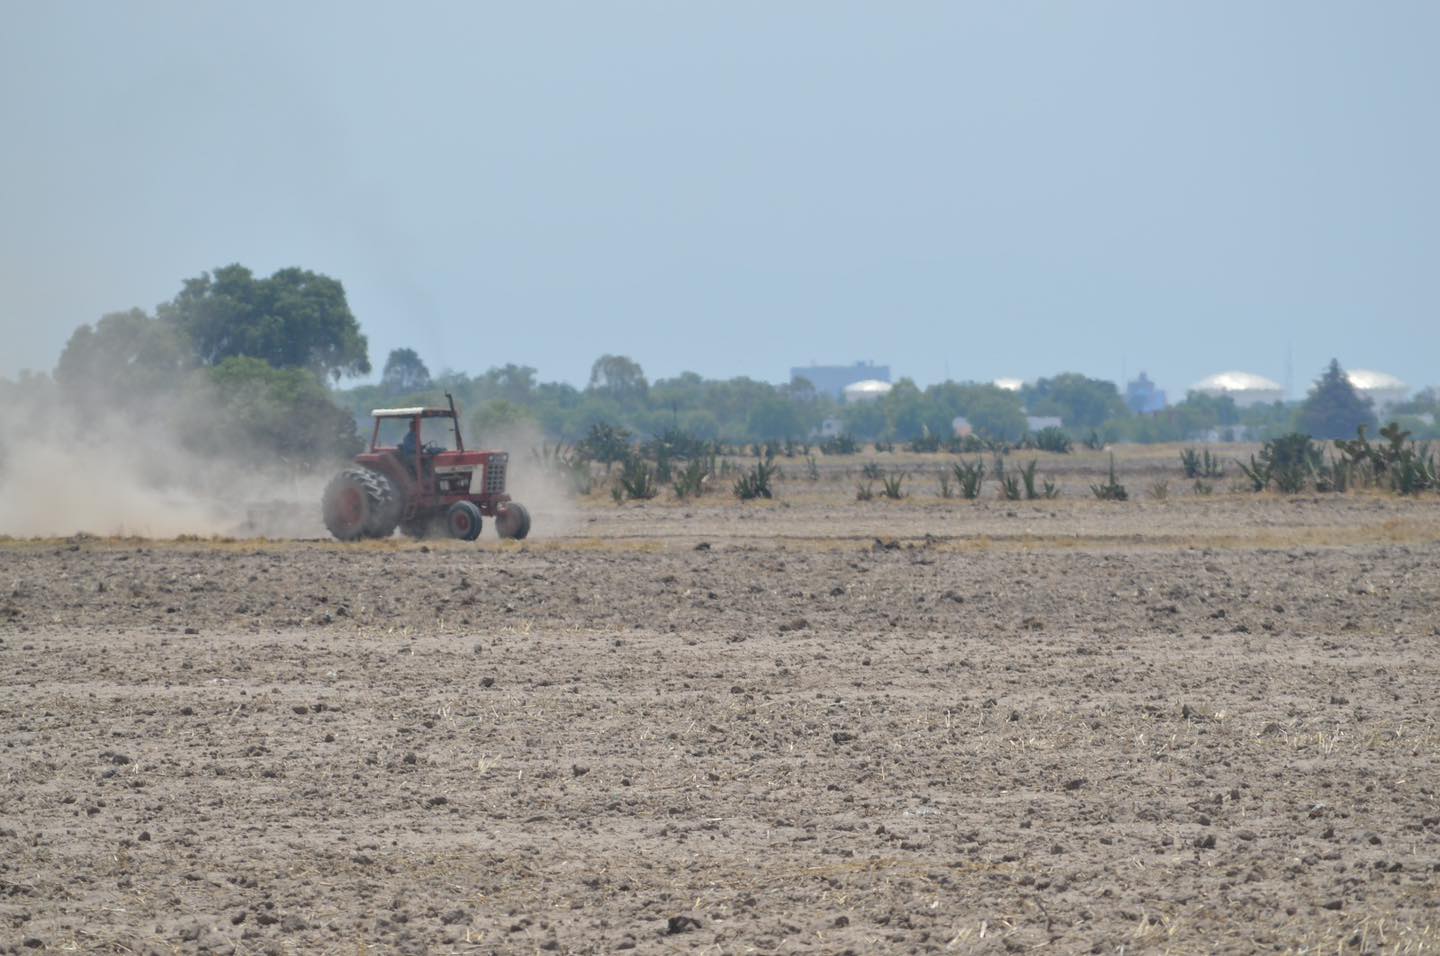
[3,470,1440,953]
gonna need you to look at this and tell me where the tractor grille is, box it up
[437,470,472,495]
[485,455,507,494]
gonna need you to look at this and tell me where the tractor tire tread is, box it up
[323,467,400,541]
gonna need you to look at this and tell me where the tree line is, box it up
[5,263,1436,474]
[350,351,1439,449]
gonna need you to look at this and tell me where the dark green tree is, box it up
[578,422,633,469]
[1023,373,1128,430]
[380,348,431,395]
[839,398,889,440]
[925,382,1028,441]
[1296,359,1376,439]
[201,357,362,464]
[746,395,808,440]
[1176,391,1241,428]
[786,376,819,404]
[469,399,537,444]
[1391,386,1438,417]
[587,354,648,405]
[478,364,538,404]
[55,308,192,403]
[881,378,928,439]
[159,264,370,380]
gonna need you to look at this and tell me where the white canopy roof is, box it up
[370,407,453,418]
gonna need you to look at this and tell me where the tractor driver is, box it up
[400,420,437,479]
[400,421,418,459]
[399,421,423,475]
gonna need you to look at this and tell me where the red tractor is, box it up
[322,395,530,542]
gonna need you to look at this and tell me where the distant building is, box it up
[1026,416,1063,432]
[993,377,1024,392]
[791,361,891,400]
[1346,369,1409,411]
[1125,372,1168,414]
[1192,371,1285,408]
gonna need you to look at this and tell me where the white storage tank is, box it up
[842,379,893,403]
[1346,369,1409,411]
[1192,371,1285,408]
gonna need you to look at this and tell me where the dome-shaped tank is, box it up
[1345,369,1408,410]
[1192,371,1284,408]
[842,379,893,403]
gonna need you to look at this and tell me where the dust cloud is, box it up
[0,391,330,539]
[466,420,585,539]
[0,391,586,540]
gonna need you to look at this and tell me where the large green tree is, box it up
[380,348,431,395]
[1023,373,1128,430]
[1296,359,1376,439]
[746,395,809,440]
[880,379,928,439]
[839,398,889,439]
[469,399,537,444]
[201,357,362,464]
[923,381,1027,441]
[478,364,539,405]
[159,264,369,380]
[55,308,192,403]
[52,267,369,467]
[587,354,648,405]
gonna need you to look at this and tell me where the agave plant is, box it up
[1032,427,1073,454]
[937,469,955,499]
[880,470,908,499]
[671,458,708,499]
[951,460,985,499]
[1090,454,1128,501]
[1180,448,1224,479]
[618,454,659,500]
[734,458,780,500]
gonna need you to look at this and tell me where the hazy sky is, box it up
[3,2,1436,399]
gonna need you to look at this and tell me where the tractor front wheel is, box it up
[445,501,483,541]
[322,468,400,541]
[495,501,531,540]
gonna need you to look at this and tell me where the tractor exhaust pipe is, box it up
[446,392,463,450]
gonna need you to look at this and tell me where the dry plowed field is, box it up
[3,463,1440,953]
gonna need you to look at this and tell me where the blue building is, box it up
[1125,372,1168,415]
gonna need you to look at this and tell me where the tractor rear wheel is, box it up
[445,501,483,541]
[495,501,531,540]
[322,468,400,541]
